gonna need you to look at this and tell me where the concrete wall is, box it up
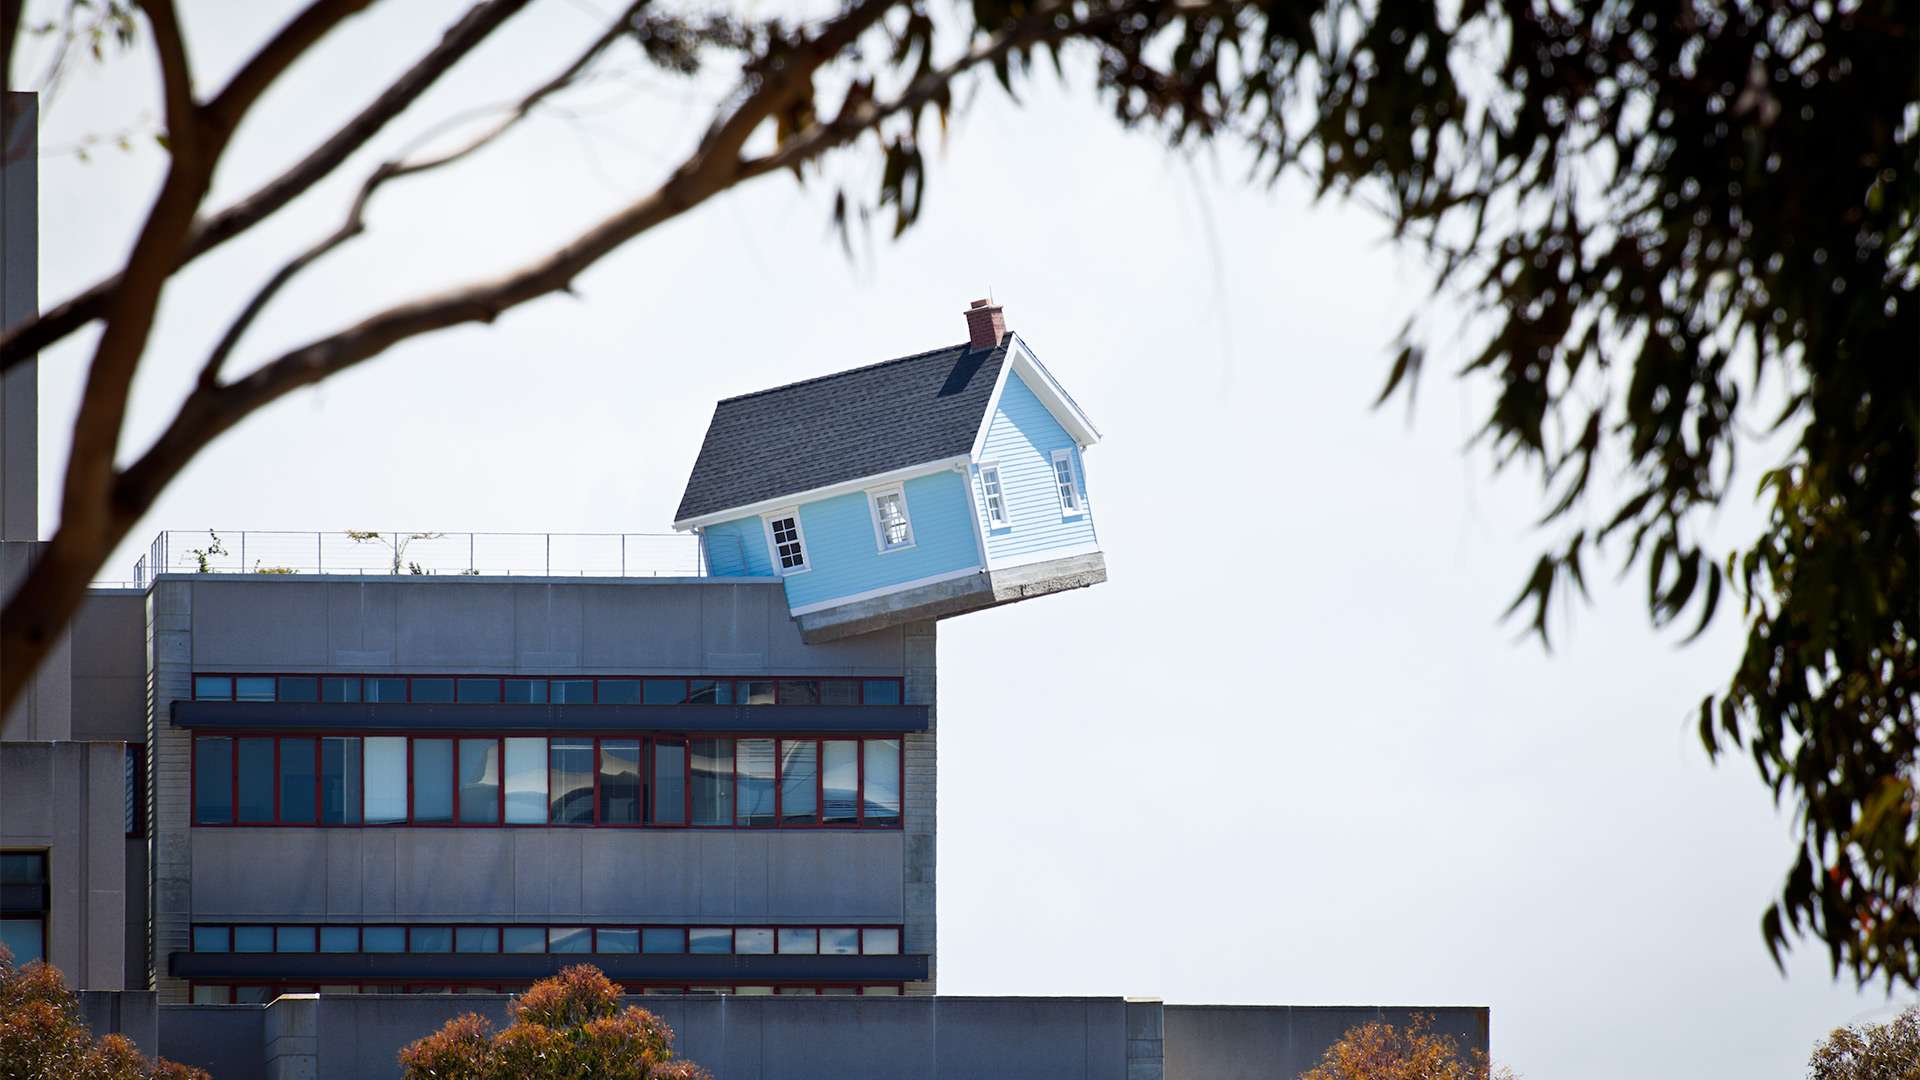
[1163,1005,1491,1080]
[72,590,148,742]
[150,577,933,1001]
[0,741,127,987]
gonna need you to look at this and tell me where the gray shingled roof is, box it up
[673,338,1009,523]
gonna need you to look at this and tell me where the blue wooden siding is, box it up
[701,516,773,576]
[781,469,984,611]
[973,371,1098,563]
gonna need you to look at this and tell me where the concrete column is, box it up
[902,619,936,995]
[1126,999,1165,1080]
[148,580,193,1001]
[1,91,38,543]
[263,995,319,1080]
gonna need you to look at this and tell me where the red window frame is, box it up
[189,673,906,706]
[188,921,907,956]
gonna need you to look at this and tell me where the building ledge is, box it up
[794,551,1106,643]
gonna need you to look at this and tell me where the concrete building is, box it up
[1,88,1487,1074]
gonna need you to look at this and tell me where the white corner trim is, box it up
[785,566,985,616]
[674,455,972,531]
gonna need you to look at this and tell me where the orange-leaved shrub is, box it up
[1298,1013,1517,1080]
[0,944,210,1080]
[397,964,710,1080]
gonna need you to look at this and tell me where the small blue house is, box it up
[674,299,1106,640]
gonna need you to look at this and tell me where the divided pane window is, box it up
[504,739,547,824]
[690,739,733,825]
[363,738,408,825]
[364,678,407,703]
[234,677,275,702]
[551,679,594,705]
[321,738,361,825]
[778,741,817,824]
[598,740,642,825]
[871,489,912,549]
[1052,450,1082,513]
[278,738,317,824]
[651,741,686,825]
[737,739,776,827]
[767,514,806,571]
[777,680,820,705]
[819,681,859,706]
[980,465,1009,527]
[458,739,500,824]
[687,680,731,705]
[863,739,901,826]
[412,739,454,824]
[236,738,275,824]
[320,677,360,703]
[740,680,775,705]
[549,927,591,954]
[822,741,859,824]
[549,740,594,825]
[195,737,233,824]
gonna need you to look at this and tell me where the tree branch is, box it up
[203,0,374,134]
[0,0,535,369]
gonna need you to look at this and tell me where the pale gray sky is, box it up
[17,2,1912,1075]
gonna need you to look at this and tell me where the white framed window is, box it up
[1050,449,1083,517]
[867,486,915,553]
[979,463,1009,528]
[762,510,809,574]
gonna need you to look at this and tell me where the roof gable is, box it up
[674,339,1009,525]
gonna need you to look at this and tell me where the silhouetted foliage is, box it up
[396,965,710,1080]
[1297,1013,1517,1080]
[0,0,1912,986]
[0,944,210,1080]
[1805,1004,1920,1080]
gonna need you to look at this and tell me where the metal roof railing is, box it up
[133,530,718,588]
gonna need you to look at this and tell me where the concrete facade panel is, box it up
[580,586,706,669]
[0,741,127,988]
[325,582,397,665]
[395,583,517,668]
[192,581,332,668]
[512,584,583,668]
[72,592,147,742]
[192,831,329,917]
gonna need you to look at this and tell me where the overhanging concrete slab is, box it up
[795,553,1106,643]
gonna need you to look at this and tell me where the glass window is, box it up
[871,488,912,549]
[503,927,545,954]
[551,679,593,705]
[820,987,858,996]
[190,985,229,1004]
[455,927,499,953]
[410,678,454,704]
[776,928,816,954]
[822,741,859,824]
[820,928,859,955]
[277,926,317,953]
[690,739,733,825]
[233,926,273,953]
[363,927,405,953]
[277,677,318,703]
[194,676,232,701]
[863,739,901,825]
[641,928,685,954]
[549,740,594,825]
[862,928,901,955]
[412,739,454,824]
[1053,449,1082,512]
[738,739,775,827]
[503,679,546,704]
[767,513,806,571]
[0,919,42,965]
[598,740,641,825]
[236,738,275,824]
[319,927,358,953]
[779,741,817,824]
[643,679,687,705]
[862,680,901,705]
[549,927,590,954]
[596,929,638,954]
[687,680,732,705]
[365,678,407,703]
[688,928,731,954]
[864,985,902,996]
[410,927,452,953]
[777,680,820,705]
[279,737,316,824]
[321,737,361,825]
[233,986,272,1004]
[740,680,774,705]
[777,987,816,996]
[735,986,774,996]
[652,741,685,825]
[504,738,546,824]
[363,737,408,825]
[320,677,360,703]
[820,680,859,706]
[980,464,1009,526]
[195,737,233,824]
[234,677,275,702]
[458,739,500,824]
[597,679,640,705]
[456,678,500,704]
[192,926,229,953]
[642,988,684,996]
[734,929,774,955]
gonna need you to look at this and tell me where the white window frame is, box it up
[866,485,916,554]
[1050,449,1084,518]
[761,509,810,575]
[978,462,1010,529]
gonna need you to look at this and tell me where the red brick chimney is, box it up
[964,298,1006,350]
